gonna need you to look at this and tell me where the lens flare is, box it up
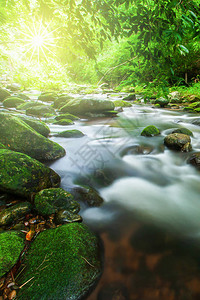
[19,19,60,63]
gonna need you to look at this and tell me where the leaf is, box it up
[179,44,189,54]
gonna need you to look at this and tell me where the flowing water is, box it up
[49,94,200,300]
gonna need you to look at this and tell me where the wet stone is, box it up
[54,209,82,224]
[0,202,32,226]
[187,152,200,169]
[164,133,192,152]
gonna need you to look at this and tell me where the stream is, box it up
[49,93,200,300]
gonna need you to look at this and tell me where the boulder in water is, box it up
[0,202,32,226]
[0,149,60,198]
[3,97,25,108]
[164,133,192,152]
[113,100,132,107]
[187,152,200,169]
[18,115,50,137]
[172,127,193,137]
[54,118,74,125]
[153,97,169,107]
[60,98,115,115]
[141,125,160,137]
[26,105,55,117]
[55,129,84,138]
[0,88,11,101]
[38,92,57,102]
[17,223,103,300]
[0,113,65,161]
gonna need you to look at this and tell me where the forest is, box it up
[0,0,200,95]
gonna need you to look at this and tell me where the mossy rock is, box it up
[0,113,65,161]
[0,149,60,198]
[141,125,160,137]
[0,88,11,101]
[172,127,193,137]
[55,113,79,121]
[60,98,115,115]
[17,223,103,300]
[113,100,132,107]
[38,92,57,102]
[122,94,136,101]
[53,95,74,109]
[18,116,50,137]
[26,105,56,117]
[72,186,104,207]
[187,152,200,169]
[188,101,200,109]
[3,97,25,108]
[34,188,80,216]
[0,202,32,226]
[0,231,24,278]
[54,118,74,125]
[154,97,169,107]
[17,101,42,110]
[16,93,30,100]
[164,133,192,152]
[55,130,84,138]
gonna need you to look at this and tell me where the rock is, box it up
[38,92,57,102]
[0,149,60,198]
[54,119,74,125]
[120,145,154,156]
[6,83,21,91]
[172,127,193,137]
[72,186,104,207]
[17,223,103,300]
[17,101,42,110]
[3,97,25,108]
[191,119,200,126]
[54,210,82,224]
[0,202,32,226]
[53,95,74,109]
[168,91,181,103]
[0,88,11,101]
[141,125,160,137]
[55,113,79,121]
[18,116,50,137]
[34,188,80,216]
[55,129,84,138]
[60,98,115,115]
[16,93,30,100]
[0,231,24,278]
[187,152,200,169]
[122,94,136,101]
[154,97,169,107]
[0,113,65,161]
[113,100,132,107]
[164,133,192,152]
[26,105,55,117]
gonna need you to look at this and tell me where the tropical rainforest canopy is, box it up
[0,0,200,90]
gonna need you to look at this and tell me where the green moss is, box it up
[55,113,79,121]
[194,108,200,113]
[34,188,80,216]
[54,118,74,125]
[154,97,169,107]
[113,100,132,107]
[0,149,60,197]
[53,95,74,109]
[122,94,136,100]
[3,97,25,108]
[0,113,65,161]
[17,223,102,300]
[188,101,200,109]
[55,129,84,138]
[0,231,24,277]
[141,125,160,137]
[0,143,6,149]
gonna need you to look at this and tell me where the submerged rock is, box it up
[60,98,115,115]
[53,95,74,109]
[0,149,60,198]
[17,223,103,300]
[55,129,84,138]
[0,231,24,278]
[164,133,192,152]
[55,113,79,121]
[54,118,74,125]
[141,125,160,137]
[38,92,57,102]
[187,152,200,169]
[0,88,11,101]
[3,97,25,108]
[17,101,42,110]
[72,186,104,207]
[0,202,32,226]
[34,188,80,216]
[0,113,65,161]
[172,127,193,137]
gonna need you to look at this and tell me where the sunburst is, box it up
[19,19,60,63]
